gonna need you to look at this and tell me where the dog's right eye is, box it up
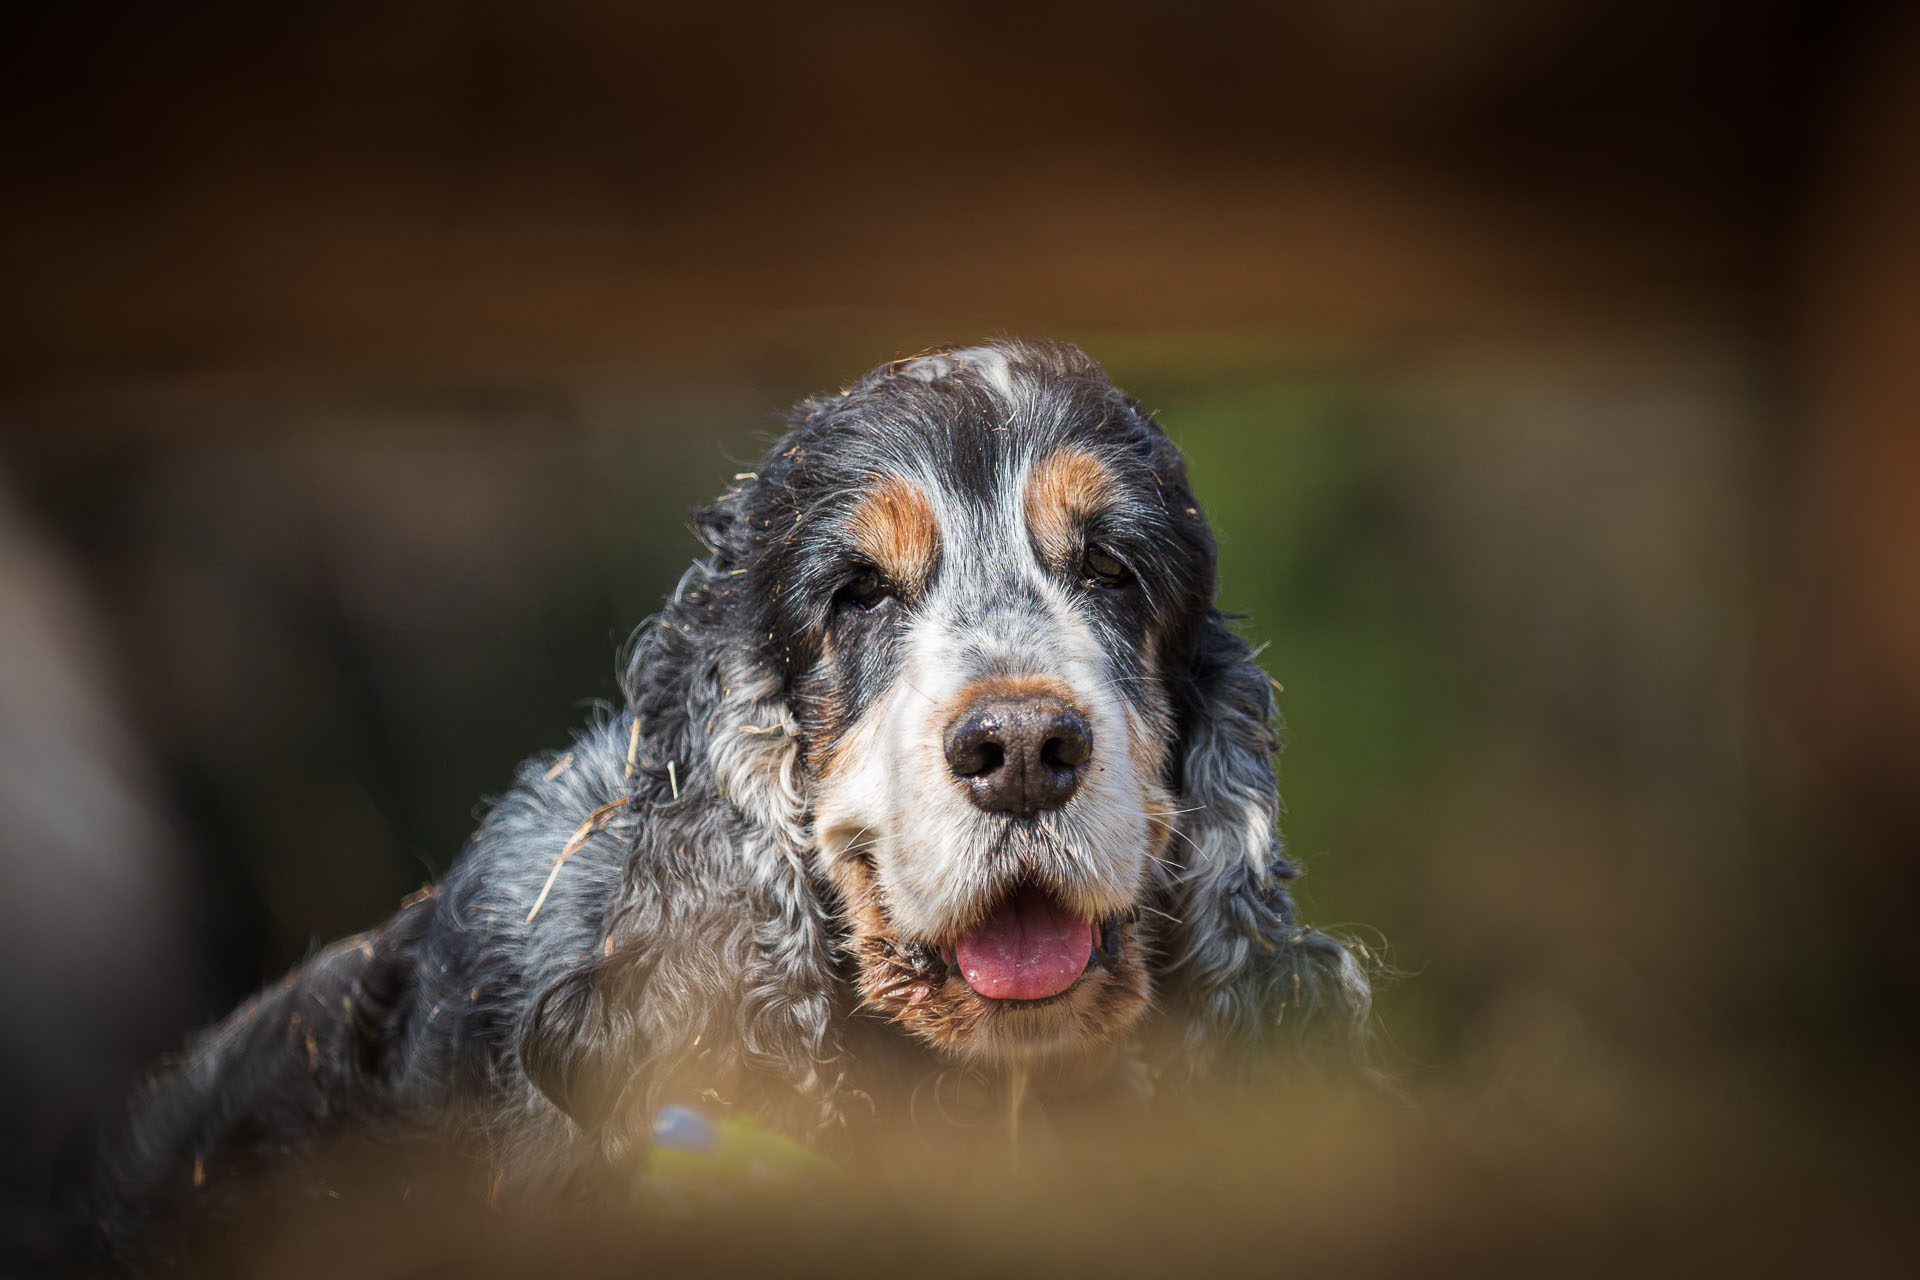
[836,567,895,612]
[1081,545,1132,589]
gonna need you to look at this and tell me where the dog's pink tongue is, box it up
[954,884,1092,1001]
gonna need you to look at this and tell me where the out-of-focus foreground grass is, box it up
[16,340,1908,1272]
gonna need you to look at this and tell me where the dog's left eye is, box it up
[1081,546,1131,589]
[836,567,895,611]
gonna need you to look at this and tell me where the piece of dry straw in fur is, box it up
[525,797,631,923]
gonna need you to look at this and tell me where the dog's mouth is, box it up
[847,863,1147,1058]
[942,881,1090,1001]
[909,880,1128,1005]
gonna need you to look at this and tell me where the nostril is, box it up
[1040,725,1091,771]
[968,742,1005,778]
[945,709,1010,780]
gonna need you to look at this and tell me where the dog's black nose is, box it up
[943,695,1093,818]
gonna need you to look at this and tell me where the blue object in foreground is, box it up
[643,1104,841,1194]
[651,1104,718,1155]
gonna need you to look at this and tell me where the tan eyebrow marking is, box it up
[846,475,939,590]
[1023,447,1121,566]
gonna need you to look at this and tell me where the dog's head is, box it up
[704,341,1249,1064]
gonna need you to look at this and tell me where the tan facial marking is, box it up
[847,475,939,590]
[1024,448,1121,567]
[804,683,854,778]
[936,673,1082,727]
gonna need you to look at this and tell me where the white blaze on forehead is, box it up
[812,467,1157,941]
[894,346,1017,402]
[945,346,1016,400]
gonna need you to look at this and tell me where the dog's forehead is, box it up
[751,340,1219,626]
[835,350,1135,512]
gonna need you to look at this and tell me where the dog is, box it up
[90,339,1369,1257]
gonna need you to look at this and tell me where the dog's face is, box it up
[725,344,1218,1064]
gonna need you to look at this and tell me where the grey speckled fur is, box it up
[89,339,1371,1259]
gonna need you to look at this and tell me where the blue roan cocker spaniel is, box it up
[93,339,1369,1257]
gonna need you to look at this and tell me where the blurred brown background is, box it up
[3,0,1919,1271]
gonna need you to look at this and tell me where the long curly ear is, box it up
[551,494,844,1142]
[519,958,642,1134]
[1154,612,1371,1076]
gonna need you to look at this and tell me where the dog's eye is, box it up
[1081,546,1131,589]
[837,567,895,611]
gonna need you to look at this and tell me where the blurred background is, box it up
[4,0,1919,1271]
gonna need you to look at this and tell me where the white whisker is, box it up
[1134,902,1185,926]
[1145,814,1207,857]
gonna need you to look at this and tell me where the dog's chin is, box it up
[835,859,1152,1063]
